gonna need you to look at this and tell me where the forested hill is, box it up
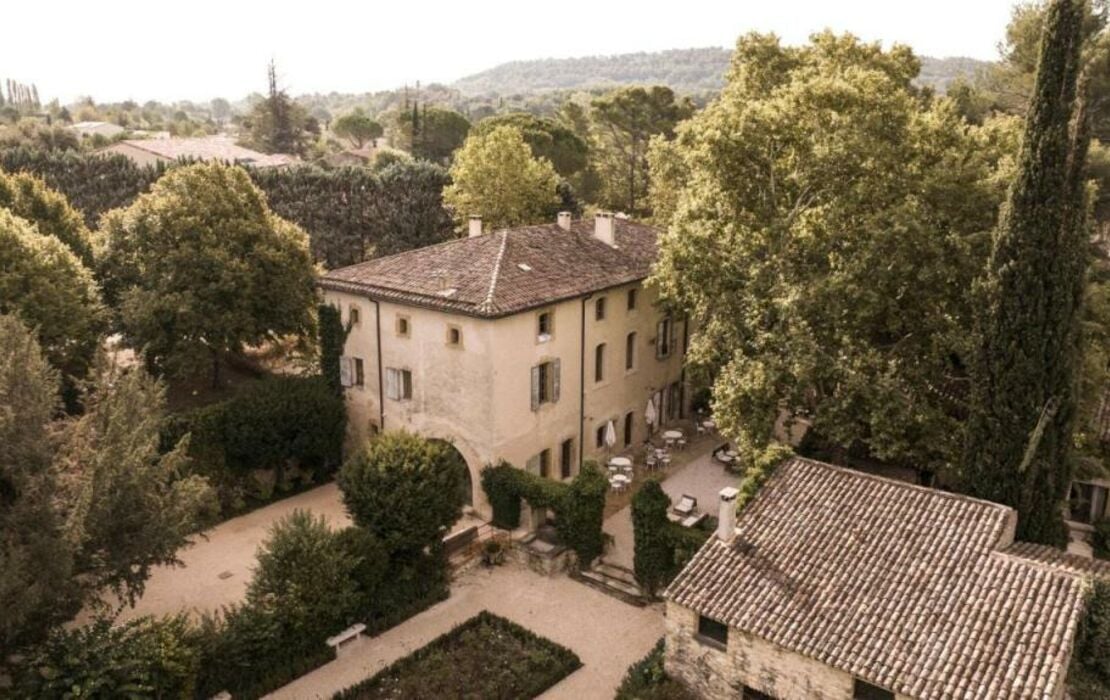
[452,47,991,95]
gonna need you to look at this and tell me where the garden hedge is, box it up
[615,639,696,700]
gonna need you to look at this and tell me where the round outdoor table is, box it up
[610,474,631,492]
[609,456,632,469]
[702,419,716,431]
[662,429,683,440]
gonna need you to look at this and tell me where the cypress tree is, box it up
[963,0,1091,545]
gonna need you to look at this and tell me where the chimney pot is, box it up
[557,211,572,231]
[593,212,617,247]
[468,216,483,238]
[717,486,740,543]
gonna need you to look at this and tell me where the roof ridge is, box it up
[479,230,509,313]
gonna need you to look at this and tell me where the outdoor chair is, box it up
[673,494,697,517]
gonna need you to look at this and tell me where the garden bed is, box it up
[333,611,581,699]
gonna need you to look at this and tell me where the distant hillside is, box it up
[453,48,991,96]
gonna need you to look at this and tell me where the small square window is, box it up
[537,311,553,341]
[595,297,606,321]
[627,288,637,310]
[697,615,728,648]
[447,325,462,346]
[396,315,410,337]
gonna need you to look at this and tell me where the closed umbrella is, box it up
[605,419,617,458]
[645,396,658,434]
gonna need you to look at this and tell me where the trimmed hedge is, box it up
[480,460,608,567]
[631,481,711,595]
[162,375,346,517]
[332,611,581,700]
[1070,579,1110,698]
[615,639,696,700]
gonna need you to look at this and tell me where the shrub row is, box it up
[480,461,608,567]
[615,639,697,700]
[631,480,712,596]
[162,375,346,517]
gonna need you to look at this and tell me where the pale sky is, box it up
[2,0,1018,105]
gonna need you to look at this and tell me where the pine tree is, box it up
[963,0,1090,545]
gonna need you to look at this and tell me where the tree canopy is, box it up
[443,125,561,231]
[98,162,316,384]
[332,108,383,149]
[650,32,1008,474]
[472,112,588,178]
[0,169,96,265]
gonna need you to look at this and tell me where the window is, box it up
[538,448,551,478]
[623,412,633,447]
[625,332,636,371]
[595,343,606,382]
[530,360,560,410]
[656,317,674,359]
[596,424,607,449]
[446,325,462,347]
[396,315,410,337]
[1069,482,1109,524]
[742,687,777,700]
[385,368,412,400]
[560,439,574,479]
[353,358,364,387]
[853,680,895,700]
[537,311,553,341]
[595,296,606,320]
[349,305,361,325]
[696,615,728,648]
[339,357,355,387]
[627,287,638,310]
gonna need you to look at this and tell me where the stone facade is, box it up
[664,602,911,700]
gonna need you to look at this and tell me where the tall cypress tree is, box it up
[963,0,1091,545]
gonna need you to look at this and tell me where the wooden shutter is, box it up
[402,370,412,399]
[530,365,540,411]
[656,320,666,359]
[339,357,353,387]
[525,454,540,474]
[551,359,561,403]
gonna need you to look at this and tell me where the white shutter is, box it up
[385,368,399,400]
[525,454,540,474]
[339,357,353,387]
[530,365,540,411]
[551,359,561,403]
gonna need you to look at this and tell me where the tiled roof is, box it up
[1003,541,1110,578]
[318,219,659,317]
[665,457,1094,700]
[106,136,296,168]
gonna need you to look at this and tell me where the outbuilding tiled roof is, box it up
[665,457,1094,700]
[317,219,659,318]
[105,136,296,168]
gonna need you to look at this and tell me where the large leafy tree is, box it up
[0,169,96,265]
[443,125,561,231]
[962,0,1090,545]
[338,431,466,555]
[651,32,1007,475]
[590,86,693,216]
[332,108,383,149]
[0,207,106,394]
[472,112,589,178]
[99,162,316,385]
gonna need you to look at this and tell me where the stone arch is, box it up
[414,425,490,519]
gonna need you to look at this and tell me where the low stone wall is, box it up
[663,602,888,700]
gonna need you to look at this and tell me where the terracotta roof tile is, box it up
[107,136,296,168]
[317,218,659,317]
[665,457,1096,700]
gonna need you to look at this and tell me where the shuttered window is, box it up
[560,439,573,479]
[626,332,636,370]
[386,368,412,400]
[353,358,364,386]
[595,343,606,382]
[339,356,354,387]
[656,318,674,359]
[530,359,560,410]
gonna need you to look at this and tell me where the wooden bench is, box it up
[443,525,479,557]
[326,622,367,655]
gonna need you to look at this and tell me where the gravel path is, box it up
[268,565,664,700]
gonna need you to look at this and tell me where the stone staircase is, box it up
[573,559,649,607]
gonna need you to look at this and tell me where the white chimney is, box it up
[468,215,483,238]
[594,212,616,247]
[717,487,739,543]
[557,211,572,231]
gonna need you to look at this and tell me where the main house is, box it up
[665,457,1108,700]
[318,213,688,514]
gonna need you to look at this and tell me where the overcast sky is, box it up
[2,0,1018,104]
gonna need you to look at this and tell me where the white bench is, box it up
[326,622,367,656]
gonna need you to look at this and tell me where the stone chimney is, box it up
[594,212,616,247]
[557,211,572,231]
[717,487,739,543]
[468,215,483,238]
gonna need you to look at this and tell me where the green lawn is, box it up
[333,611,581,700]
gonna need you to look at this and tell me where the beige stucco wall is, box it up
[663,602,911,700]
[323,278,686,518]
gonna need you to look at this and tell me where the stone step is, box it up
[594,559,639,586]
[573,567,648,607]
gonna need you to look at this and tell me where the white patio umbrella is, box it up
[644,396,658,434]
[605,419,617,458]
